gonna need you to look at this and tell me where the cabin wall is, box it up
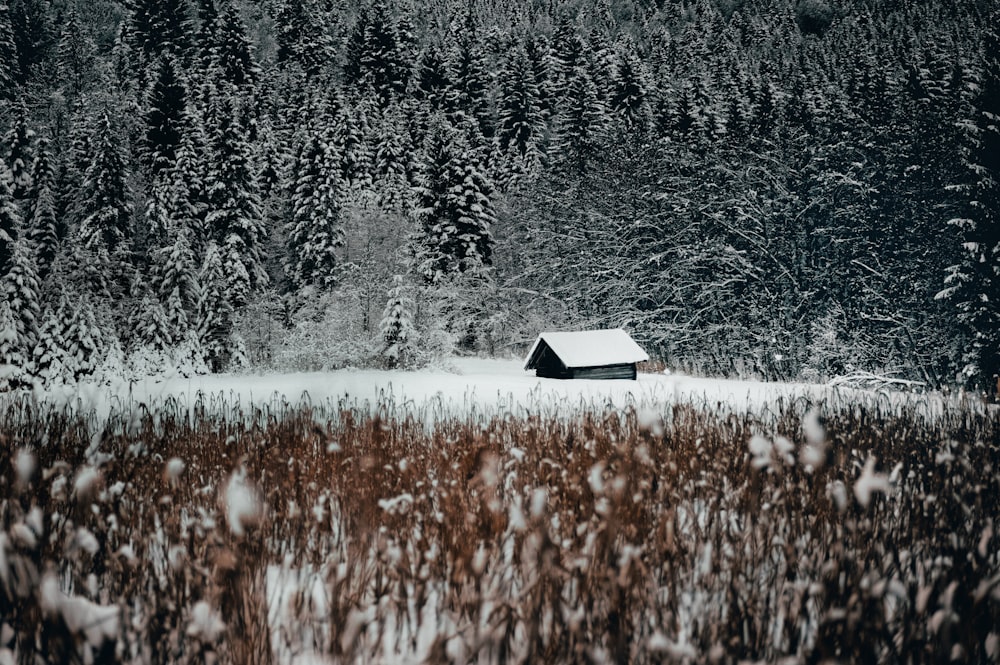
[535,363,637,380]
[571,364,637,380]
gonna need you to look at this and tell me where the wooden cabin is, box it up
[523,329,649,380]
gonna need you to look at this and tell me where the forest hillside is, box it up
[1,0,998,389]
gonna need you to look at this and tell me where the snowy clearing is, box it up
[26,357,881,420]
[27,357,964,425]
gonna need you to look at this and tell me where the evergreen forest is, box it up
[1,0,999,389]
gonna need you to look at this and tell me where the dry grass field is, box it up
[1,391,998,664]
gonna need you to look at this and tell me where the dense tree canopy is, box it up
[0,0,995,386]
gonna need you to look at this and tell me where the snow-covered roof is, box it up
[523,329,649,370]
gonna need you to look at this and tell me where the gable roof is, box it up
[523,329,649,370]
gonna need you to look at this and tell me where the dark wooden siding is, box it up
[534,344,572,379]
[570,364,637,380]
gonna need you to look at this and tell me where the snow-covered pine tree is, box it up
[158,226,198,338]
[0,2,16,99]
[344,0,408,104]
[939,20,1000,392]
[55,3,93,97]
[380,274,416,368]
[547,17,586,105]
[132,292,173,355]
[415,41,449,110]
[496,41,546,184]
[373,105,412,212]
[610,41,651,132]
[144,54,187,176]
[2,237,40,356]
[444,7,492,137]
[8,0,55,88]
[30,300,65,385]
[128,0,191,63]
[63,293,104,380]
[275,0,333,76]
[192,0,218,72]
[553,57,608,172]
[143,176,172,257]
[25,136,59,275]
[395,2,417,74]
[0,298,30,389]
[333,100,374,195]
[671,72,724,142]
[0,162,18,272]
[171,104,211,246]
[77,113,131,257]
[162,282,190,346]
[33,288,102,383]
[173,327,209,376]
[205,96,268,307]
[194,242,235,372]
[413,115,494,283]
[284,123,344,289]
[209,0,258,88]
[4,105,34,198]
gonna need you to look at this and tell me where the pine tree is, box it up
[525,34,553,119]
[380,274,415,368]
[415,41,449,109]
[55,4,93,96]
[193,0,218,71]
[353,0,407,103]
[0,163,18,272]
[4,105,34,198]
[133,292,173,353]
[31,299,67,384]
[373,106,413,212]
[444,7,491,136]
[194,242,234,371]
[172,105,211,244]
[62,293,103,380]
[413,116,494,283]
[8,0,54,86]
[548,17,585,103]
[25,137,58,276]
[939,21,1000,391]
[205,97,267,306]
[143,176,173,257]
[496,43,545,160]
[0,2,16,98]
[0,299,30,389]
[284,124,344,289]
[158,226,198,313]
[32,289,102,382]
[128,0,191,62]
[610,43,651,132]
[554,59,608,172]
[333,100,374,193]
[210,1,257,87]
[144,55,187,175]
[274,0,332,76]
[78,113,132,257]
[144,217,197,350]
[2,238,40,355]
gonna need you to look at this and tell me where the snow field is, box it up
[29,357,961,428]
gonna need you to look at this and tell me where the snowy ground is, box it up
[32,357,856,420]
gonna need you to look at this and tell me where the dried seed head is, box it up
[165,458,185,483]
[14,449,36,485]
[225,468,262,537]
